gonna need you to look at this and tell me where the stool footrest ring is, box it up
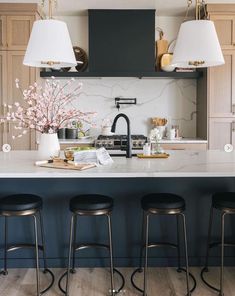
[58,268,125,295]
[40,268,55,295]
[200,267,220,293]
[75,243,109,251]
[209,241,235,249]
[6,243,44,252]
[131,267,197,294]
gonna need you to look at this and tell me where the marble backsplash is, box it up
[70,77,197,138]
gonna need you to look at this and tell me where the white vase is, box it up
[38,133,60,160]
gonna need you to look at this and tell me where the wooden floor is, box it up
[0,267,235,295]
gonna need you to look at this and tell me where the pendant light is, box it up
[171,0,224,68]
[23,0,76,68]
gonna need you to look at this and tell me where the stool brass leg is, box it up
[33,215,40,296]
[143,212,149,296]
[138,211,145,271]
[39,211,47,271]
[180,213,190,296]
[107,214,115,296]
[220,212,226,296]
[3,217,8,276]
[176,215,181,272]
[71,215,77,273]
[66,214,75,296]
[204,206,214,271]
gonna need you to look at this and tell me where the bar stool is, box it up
[0,194,54,296]
[201,192,235,296]
[58,194,125,296]
[131,193,196,296]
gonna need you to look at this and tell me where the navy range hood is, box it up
[88,9,155,73]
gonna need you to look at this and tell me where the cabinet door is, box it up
[0,16,7,50]
[209,118,235,150]
[209,50,235,117]
[6,16,34,50]
[7,51,36,150]
[0,51,7,149]
[210,14,235,49]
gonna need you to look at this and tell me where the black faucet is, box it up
[111,113,132,158]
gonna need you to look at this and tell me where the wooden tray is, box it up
[137,153,169,159]
[37,159,96,171]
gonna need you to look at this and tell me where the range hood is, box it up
[88,10,155,73]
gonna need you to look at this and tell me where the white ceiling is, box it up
[1,0,235,16]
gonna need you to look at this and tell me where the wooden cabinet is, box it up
[0,51,7,147]
[7,51,35,107]
[6,16,34,50]
[209,50,235,117]
[0,16,6,49]
[209,118,235,150]
[0,4,41,151]
[206,4,235,149]
[210,14,235,49]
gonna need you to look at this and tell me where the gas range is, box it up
[95,135,147,150]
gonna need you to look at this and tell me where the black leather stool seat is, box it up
[141,193,185,212]
[212,192,235,210]
[70,194,113,212]
[0,194,42,212]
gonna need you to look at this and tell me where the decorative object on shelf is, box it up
[50,46,88,73]
[160,53,175,72]
[2,78,94,159]
[101,118,113,136]
[74,46,88,72]
[172,0,224,68]
[23,0,76,68]
[155,27,169,71]
[160,40,177,72]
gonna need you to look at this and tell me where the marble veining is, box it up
[69,78,197,137]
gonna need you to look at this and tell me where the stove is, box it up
[95,135,147,150]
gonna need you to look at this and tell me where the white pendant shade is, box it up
[23,19,76,68]
[172,20,225,68]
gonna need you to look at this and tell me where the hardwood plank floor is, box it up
[0,267,234,295]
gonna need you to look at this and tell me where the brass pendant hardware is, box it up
[41,61,61,66]
[188,60,205,66]
[41,0,57,19]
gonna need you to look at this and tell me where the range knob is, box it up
[107,141,113,147]
[133,141,138,147]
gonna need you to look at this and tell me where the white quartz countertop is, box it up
[0,150,235,178]
[58,138,207,145]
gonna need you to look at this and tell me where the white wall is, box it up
[56,15,197,137]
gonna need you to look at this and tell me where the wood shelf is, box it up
[40,71,203,79]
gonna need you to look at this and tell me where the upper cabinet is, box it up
[6,16,34,50]
[210,15,235,49]
[209,50,235,117]
[0,16,6,49]
[0,4,42,150]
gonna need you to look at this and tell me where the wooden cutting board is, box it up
[137,153,170,159]
[37,160,96,171]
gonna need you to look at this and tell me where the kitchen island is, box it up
[1,150,235,268]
